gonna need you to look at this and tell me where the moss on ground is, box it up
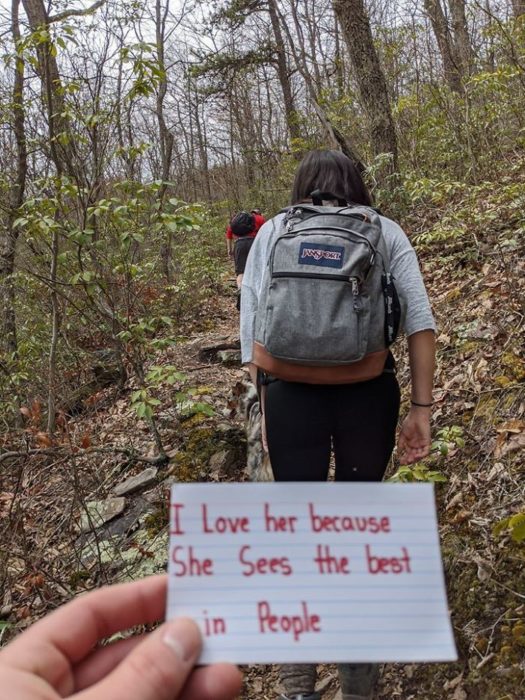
[168,424,246,482]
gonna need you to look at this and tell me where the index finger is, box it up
[1,575,168,680]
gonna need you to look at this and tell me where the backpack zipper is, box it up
[271,271,363,313]
[272,271,352,282]
[285,225,377,255]
[285,206,373,223]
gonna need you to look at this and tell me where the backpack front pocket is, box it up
[263,273,370,365]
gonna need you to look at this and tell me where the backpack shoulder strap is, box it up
[337,205,382,227]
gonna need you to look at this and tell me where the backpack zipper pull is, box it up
[351,277,363,312]
[285,208,296,233]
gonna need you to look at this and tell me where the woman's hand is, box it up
[398,406,432,464]
[0,575,242,700]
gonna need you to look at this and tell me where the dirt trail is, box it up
[2,249,523,699]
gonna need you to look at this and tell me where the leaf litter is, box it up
[0,197,524,699]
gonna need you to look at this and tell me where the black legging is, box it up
[264,372,400,482]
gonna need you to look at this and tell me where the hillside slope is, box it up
[1,176,524,699]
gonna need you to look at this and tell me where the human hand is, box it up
[0,575,242,700]
[398,407,432,464]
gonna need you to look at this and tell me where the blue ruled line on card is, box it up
[169,584,446,591]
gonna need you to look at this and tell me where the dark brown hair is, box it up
[290,150,372,207]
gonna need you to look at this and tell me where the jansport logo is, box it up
[301,248,341,262]
[298,242,344,268]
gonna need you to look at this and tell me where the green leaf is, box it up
[0,620,11,643]
[426,471,448,483]
[509,514,525,543]
[135,402,147,418]
[388,463,446,484]
[493,514,522,540]
[193,402,215,417]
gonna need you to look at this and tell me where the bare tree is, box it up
[21,0,85,184]
[154,0,176,281]
[424,0,462,91]
[193,87,212,200]
[512,1,525,18]
[0,0,27,365]
[449,0,474,77]
[20,0,106,433]
[423,0,476,91]
[333,0,398,177]
[115,29,139,181]
[155,0,175,194]
[267,0,302,144]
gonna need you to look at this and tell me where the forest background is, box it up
[0,1,524,699]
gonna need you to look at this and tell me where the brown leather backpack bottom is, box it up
[252,342,389,384]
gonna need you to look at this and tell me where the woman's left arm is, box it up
[398,329,436,464]
[383,218,437,465]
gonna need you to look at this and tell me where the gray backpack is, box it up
[252,198,400,383]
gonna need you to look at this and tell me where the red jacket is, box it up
[226,213,266,240]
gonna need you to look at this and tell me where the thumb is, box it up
[80,618,202,700]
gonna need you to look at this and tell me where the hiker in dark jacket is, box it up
[227,209,266,309]
[226,209,266,282]
[240,150,436,700]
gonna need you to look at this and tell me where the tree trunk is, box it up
[155,0,175,282]
[294,0,323,91]
[155,0,174,193]
[312,101,366,173]
[1,0,27,364]
[21,0,84,185]
[333,0,398,177]
[512,1,525,18]
[22,0,63,435]
[267,0,302,144]
[423,0,463,92]
[21,0,78,434]
[194,96,212,200]
[334,13,346,100]
[449,0,474,77]
[275,0,365,170]
[47,228,59,435]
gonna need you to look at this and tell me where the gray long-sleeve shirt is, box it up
[240,212,436,364]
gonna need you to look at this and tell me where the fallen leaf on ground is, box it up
[35,432,52,447]
[494,432,525,458]
[496,420,524,434]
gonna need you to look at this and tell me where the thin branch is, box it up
[0,359,11,376]
[48,0,106,23]
[0,445,168,465]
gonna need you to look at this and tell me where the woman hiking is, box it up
[239,149,436,700]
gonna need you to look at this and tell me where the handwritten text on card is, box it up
[166,483,457,664]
